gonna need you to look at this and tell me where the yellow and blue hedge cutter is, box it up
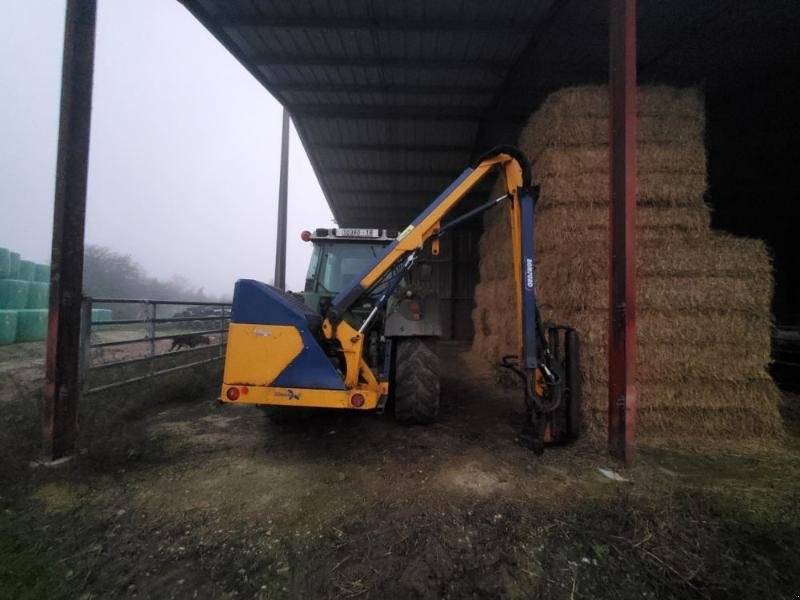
[220,146,581,452]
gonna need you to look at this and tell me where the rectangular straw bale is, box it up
[522,86,704,159]
[473,280,514,311]
[581,379,783,437]
[534,143,707,179]
[576,340,770,386]
[544,308,772,351]
[538,203,711,234]
[536,223,701,247]
[538,273,771,314]
[585,377,778,410]
[586,406,784,438]
[528,85,704,120]
[634,408,783,438]
[535,236,773,315]
[536,234,772,279]
[536,172,707,208]
[478,248,513,283]
[480,203,716,270]
[529,115,704,153]
[534,205,712,249]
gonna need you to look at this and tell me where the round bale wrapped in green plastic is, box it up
[0,280,30,309]
[9,252,20,278]
[0,248,10,279]
[26,282,49,309]
[15,309,48,342]
[34,264,51,282]
[17,260,35,281]
[0,310,17,345]
[91,308,113,322]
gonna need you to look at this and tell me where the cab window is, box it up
[311,242,385,294]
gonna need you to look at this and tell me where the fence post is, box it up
[146,301,156,375]
[78,297,92,396]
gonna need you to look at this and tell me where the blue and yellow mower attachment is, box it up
[220,279,387,411]
[220,145,582,453]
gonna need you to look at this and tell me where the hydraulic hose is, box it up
[471,145,532,188]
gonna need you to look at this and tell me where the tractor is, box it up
[220,146,581,452]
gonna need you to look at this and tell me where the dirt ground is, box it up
[2,342,800,599]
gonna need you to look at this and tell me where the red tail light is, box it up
[300,230,312,241]
[226,387,240,401]
[408,301,421,321]
[350,393,365,408]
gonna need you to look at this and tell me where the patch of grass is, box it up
[0,512,68,600]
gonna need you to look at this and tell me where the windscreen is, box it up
[305,242,387,294]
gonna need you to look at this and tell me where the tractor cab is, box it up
[301,228,396,316]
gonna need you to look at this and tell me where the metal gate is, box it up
[80,297,231,394]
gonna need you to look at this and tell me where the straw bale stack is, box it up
[471,85,782,439]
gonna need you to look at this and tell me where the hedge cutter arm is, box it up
[322,145,561,451]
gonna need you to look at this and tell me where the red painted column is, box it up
[608,0,637,463]
[42,0,97,460]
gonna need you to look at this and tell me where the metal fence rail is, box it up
[80,297,231,394]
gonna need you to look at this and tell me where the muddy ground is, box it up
[1,343,799,599]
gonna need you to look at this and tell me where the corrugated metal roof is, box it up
[180,0,556,227]
[182,1,800,228]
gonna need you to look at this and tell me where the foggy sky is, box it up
[0,1,333,296]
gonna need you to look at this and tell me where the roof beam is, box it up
[342,218,420,226]
[293,104,525,123]
[279,82,496,96]
[341,206,428,213]
[316,143,473,153]
[334,198,437,210]
[327,168,457,177]
[221,16,536,34]
[332,189,444,196]
[292,104,481,121]
[254,54,511,71]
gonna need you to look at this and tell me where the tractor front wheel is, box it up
[393,337,440,424]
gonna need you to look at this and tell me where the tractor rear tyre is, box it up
[393,337,440,424]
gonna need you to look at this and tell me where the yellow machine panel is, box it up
[220,384,382,410]
[223,323,303,386]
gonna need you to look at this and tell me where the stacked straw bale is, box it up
[471,86,782,438]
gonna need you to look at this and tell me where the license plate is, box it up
[335,228,379,238]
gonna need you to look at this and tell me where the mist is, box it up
[0,0,333,297]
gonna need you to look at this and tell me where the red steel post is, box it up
[608,0,637,463]
[42,0,97,460]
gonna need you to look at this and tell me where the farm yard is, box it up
[2,344,799,599]
[3,1,800,599]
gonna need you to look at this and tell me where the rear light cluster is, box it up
[226,386,249,401]
[408,300,421,321]
[227,386,367,408]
